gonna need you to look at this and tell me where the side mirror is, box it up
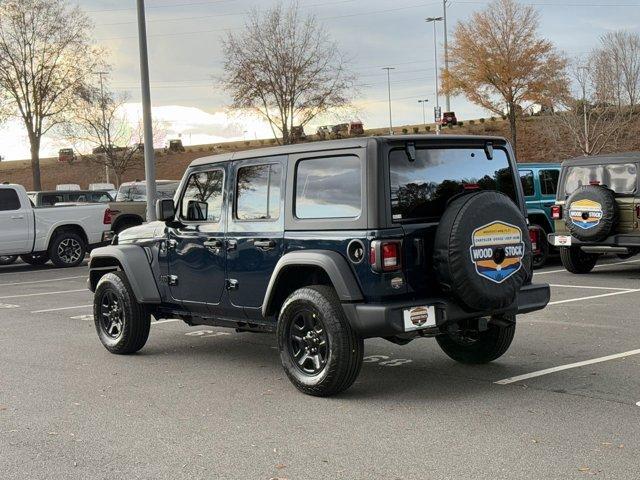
[186,200,208,222]
[156,198,175,222]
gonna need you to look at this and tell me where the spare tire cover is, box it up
[565,185,617,242]
[434,191,532,311]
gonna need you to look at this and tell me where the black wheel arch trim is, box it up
[88,245,161,303]
[262,250,364,318]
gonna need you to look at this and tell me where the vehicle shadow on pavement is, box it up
[0,260,88,275]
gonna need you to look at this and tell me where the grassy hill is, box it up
[1,114,638,190]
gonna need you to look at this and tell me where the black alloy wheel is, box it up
[99,290,124,340]
[287,307,330,375]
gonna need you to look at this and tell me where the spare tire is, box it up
[565,185,617,242]
[434,191,532,311]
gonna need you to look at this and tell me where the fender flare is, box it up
[526,209,553,233]
[261,250,363,317]
[88,245,161,303]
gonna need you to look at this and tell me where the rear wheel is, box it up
[277,285,363,397]
[0,255,18,266]
[559,246,599,274]
[49,232,86,268]
[20,253,49,266]
[436,317,516,364]
[94,271,150,354]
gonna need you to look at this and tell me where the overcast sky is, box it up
[2,0,639,160]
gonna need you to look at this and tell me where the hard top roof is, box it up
[189,135,508,168]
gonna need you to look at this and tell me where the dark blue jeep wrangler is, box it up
[88,136,550,396]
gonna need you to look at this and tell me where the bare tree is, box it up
[62,85,164,187]
[547,60,635,157]
[591,31,640,108]
[442,0,568,155]
[0,0,102,190]
[220,1,355,144]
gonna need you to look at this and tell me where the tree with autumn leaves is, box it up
[442,0,568,156]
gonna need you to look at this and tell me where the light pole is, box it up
[418,99,429,128]
[426,17,443,134]
[382,67,395,134]
[442,0,451,113]
[578,66,590,155]
[94,71,110,184]
[136,0,157,221]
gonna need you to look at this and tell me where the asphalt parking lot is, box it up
[1,258,639,479]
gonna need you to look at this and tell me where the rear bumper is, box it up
[548,233,640,249]
[342,283,550,339]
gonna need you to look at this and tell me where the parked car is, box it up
[108,180,180,234]
[0,184,113,267]
[167,139,185,152]
[548,153,640,273]
[331,123,348,138]
[58,148,76,163]
[441,112,458,126]
[290,125,306,143]
[518,163,561,268]
[27,189,113,207]
[89,183,117,199]
[316,125,332,139]
[88,135,550,396]
[348,121,364,136]
[56,184,81,191]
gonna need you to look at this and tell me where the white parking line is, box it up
[548,289,640,305]
[549,284,634,291]
[535,258,640,275]
[0,289,87,299]
[524,319,612,330]
[495,348,640,385]
[0,275,85,287]
[32,304,92,313]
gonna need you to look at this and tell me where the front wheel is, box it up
[93,271,150,354]
[49,232,86,267]
[0,255,18,266]
[436,317,516,364]
[559,246,599,274]
[277,285,363,397]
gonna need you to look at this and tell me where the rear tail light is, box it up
[370,240,402,272]
[529,228,539,253]
[589,180,601,186]
[103,208,113,225]
[551,205,562,220]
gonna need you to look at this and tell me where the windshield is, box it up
[389,147,517,223]
[115,182,179,202]
[563,163,637,196]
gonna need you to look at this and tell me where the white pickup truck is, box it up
[0,184,113,268]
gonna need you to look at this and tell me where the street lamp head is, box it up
[425,16,444,22]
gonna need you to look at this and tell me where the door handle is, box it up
[204,239,223,252]
[11,215,24,220]
[226,239,238,251]
[254,239,276,249]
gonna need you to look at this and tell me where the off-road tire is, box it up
[277,285,363,397]
[94,271,150,354]
[49,232,86,268]
[436,318,516,364]
[559,246,599,274]
[20,253,49,266]
[0,255,18,266]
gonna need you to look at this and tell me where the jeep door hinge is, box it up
[166,239,178,251]
[160,274,178,286]
[226,279,239,290]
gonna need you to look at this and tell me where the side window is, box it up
[235,164,282,221]
[41,194,64,206]
[295,155,362,219]
[0,189,21,211]
[539,169,559,196]
[180,169,225,222]
[519,170,535,197]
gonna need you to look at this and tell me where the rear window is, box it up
[390,147,517,223]
[519,170,534,197]
[563,163,637,196]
